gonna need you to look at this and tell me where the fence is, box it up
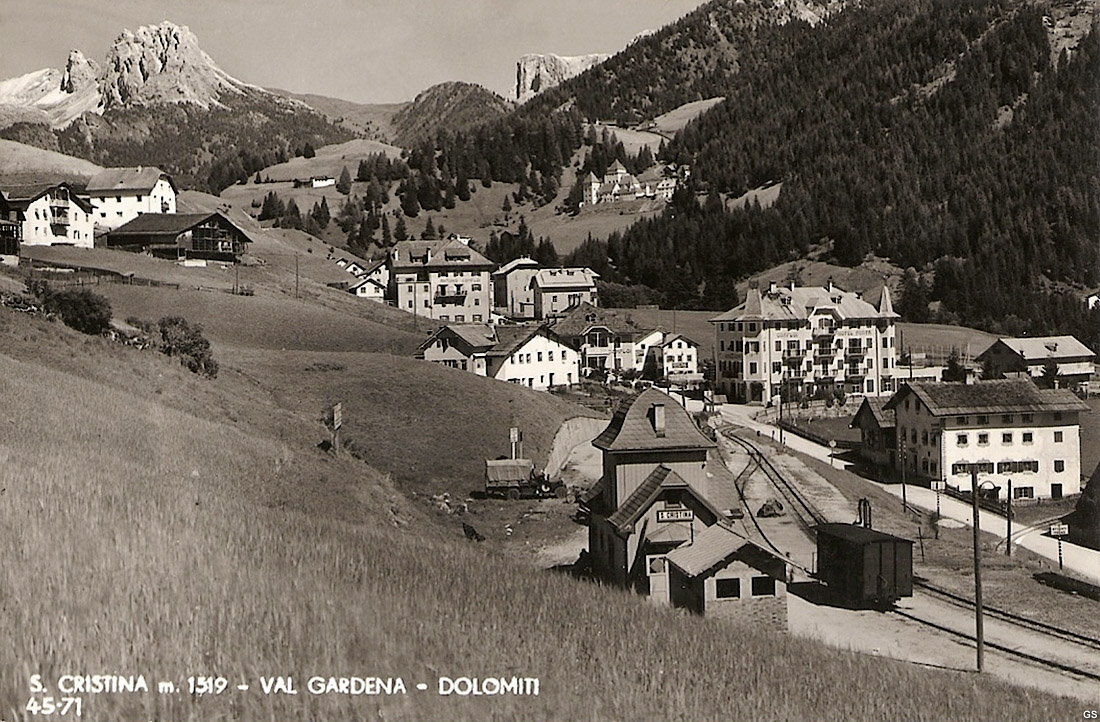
[23,267,180,290]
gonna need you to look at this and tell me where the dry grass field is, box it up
[0,305,1084,722]
[0,138,103,182]
[649,96,726,136]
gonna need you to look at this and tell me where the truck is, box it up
[484,458,567,500]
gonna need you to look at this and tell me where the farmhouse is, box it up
[884,378,1088,500]
[106,211,255,261]
[551,302,662,373]
[0,219,20,263]
[418,324,579,390]
[585,389,740,593]
[0,181,95,248]
[711,280,898,403]
[851,396,896,469]
[85,166,177,229]
[294,176,335,189]
[530,268,599,320]
[390,239,494,322]
[662,523,788,630]
[976,335,1095,392]
[349,276,386,301]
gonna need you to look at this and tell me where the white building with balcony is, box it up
[711,281,899,403]
[884,378,1088,500]
[390,239,494,322]
[86,167,177,230]
[0,181,95,248]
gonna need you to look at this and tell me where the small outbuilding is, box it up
[662,523,788,631]
[850,396,896,469]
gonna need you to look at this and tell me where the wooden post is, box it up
[332,402,343,455]
[971,466,984,673]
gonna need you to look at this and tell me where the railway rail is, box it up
[717,421,1100,682]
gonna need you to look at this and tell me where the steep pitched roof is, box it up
[665,524,749,577]
[86,167,175,194]
[852,396,894,429]
[551,301,654,339]
[0,181,94,213]
[884,379,1088,416]
[606,465,725,535]
[391,238,493,270]
[977,336,1095,362]
[486,325,543,358]
[661,333,699,348]
[593,388,715,452]
[710,282,895,323]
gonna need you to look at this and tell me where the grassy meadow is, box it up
[0,306,1086,722]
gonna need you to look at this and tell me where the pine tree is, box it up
[337,165,352,195]
[394,216,409,242]
[381,215,392,246]
[421,217,437,240]
[400,186,421,218]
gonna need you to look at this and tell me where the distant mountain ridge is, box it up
[0,20,352,191]
[391,82,512,147]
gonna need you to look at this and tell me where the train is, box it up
[815,523,914,608]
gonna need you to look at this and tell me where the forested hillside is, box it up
[604,0,1099,347]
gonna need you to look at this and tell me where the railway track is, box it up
[717,422,1100,682]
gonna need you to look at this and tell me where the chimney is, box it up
[653,403,666,437]
[768,280,777,295]
[425,248,432,264]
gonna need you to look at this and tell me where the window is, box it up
[472,283,481,291]
[537,352,543,362]
[1022,414,1033,423]
[751,576,776,597]
[1054,412,1063,421]
[1013,486,1034,500]
[548,350,554,361]
[957,416,969,425]
[716,578,741,599]
[772,362,781,374]
[440,315,449,322]
[775,341,782,352]
[977,415,989,425]
[997,460,1038,474]
[473,315,482,322]
[1001,415,1013,424]
[116,195,122,202]
[749,362,758,375]
[1022,432,1033,444]
[455,314,464,322]
[1054,460,1065,473]
[137,195,143,201]
[921,430,928,446]
[1054,431,1063,443]
[978,433,989,446]
[1002,433,1012,444]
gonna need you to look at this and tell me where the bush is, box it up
[45,289,112,335]
[158,316,218,379]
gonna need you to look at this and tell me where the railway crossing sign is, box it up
[930,480,946,491]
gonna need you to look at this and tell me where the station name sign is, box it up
[657,509,695,523]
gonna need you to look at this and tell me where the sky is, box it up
[0,0,708,104]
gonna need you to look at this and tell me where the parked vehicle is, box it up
[485,458,567,500]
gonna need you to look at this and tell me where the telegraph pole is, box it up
[970,466,984,673]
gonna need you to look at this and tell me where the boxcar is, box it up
[815,524,914,608]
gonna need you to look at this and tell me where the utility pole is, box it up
[1006,478,1012,557]
[970,465,985,673]
[295,254,300,299]
[900,436,908,512]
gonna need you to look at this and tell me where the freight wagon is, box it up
[815,523,914,608]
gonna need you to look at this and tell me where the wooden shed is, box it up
[816,523,913,608]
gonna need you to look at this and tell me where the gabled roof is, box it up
[551,301,654,339]
[710,282,896,323]
[852,397,894,429]
[491,257,539,277]
[0,181,94,213]
[486,325,544,358]
[419,323,565,358]
[884,379,1089,417]
[86,167,175,194]
[593,388,715,452]
[349,277,386,292]
[606,465,724,535]
[362,257,387,275]
[391,238,493,270]
[977,336,1095,362]
[665,524,751,577]
[531,267,599,290]
[607,159,628,173]
[107,212,214,235]
[661,333,699,348]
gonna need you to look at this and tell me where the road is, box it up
[717,402,1100,586]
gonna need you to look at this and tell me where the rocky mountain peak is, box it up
[516,53,610,103]
[99,20,248,110]
[60,50,99,94]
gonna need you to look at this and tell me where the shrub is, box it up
[45,289,112,335]
[158,316,218,379]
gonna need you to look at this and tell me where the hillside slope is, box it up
[0,294,1083,722]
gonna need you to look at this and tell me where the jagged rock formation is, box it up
[60,50,98,94]
[99,21,251,110]
[516,53,610,103]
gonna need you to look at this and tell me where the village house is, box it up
[850,396,897,470]
[530,267,599,320]
[0,181,96,248]
[106,211,256,261]
[976,335,1095,392]
[349,276,386,301]
[85,167,177,230]
[584,389,750,597]
[552,302,663,373]
[491,257,540,319]
[417,323,579,390]
[294,176,335,189]
[648,333,702,383]
[344,257,389,300]
[390,238,493,322]
[711,280,899,403]
[884,378,1088,500]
